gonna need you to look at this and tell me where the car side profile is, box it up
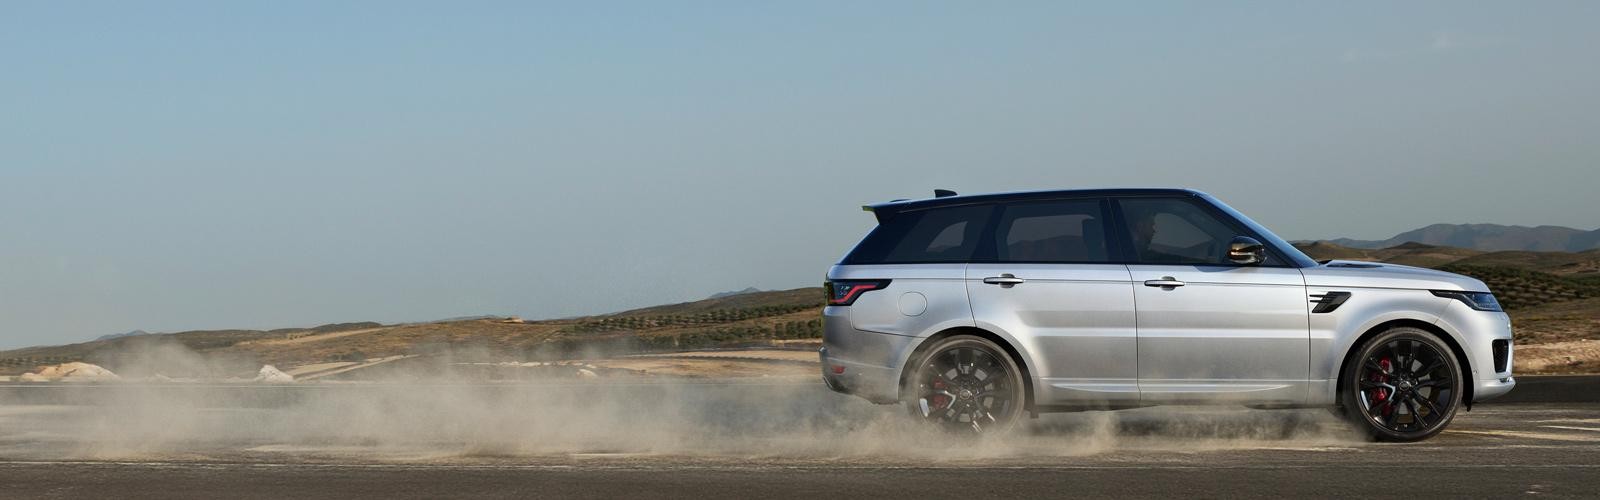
[820,188,1515,441]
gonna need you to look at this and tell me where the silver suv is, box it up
[820,188,1514,441]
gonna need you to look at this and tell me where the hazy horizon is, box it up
[4,1,1598,348]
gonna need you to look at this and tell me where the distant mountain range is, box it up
[1313,224,1600,252]
[708,287,764,299]
[93,330,150,342]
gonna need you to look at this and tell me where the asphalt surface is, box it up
[2,378,1598,499]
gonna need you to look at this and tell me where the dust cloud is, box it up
[0,345,1366,462]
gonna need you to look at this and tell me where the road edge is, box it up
[1491,375,1600,404]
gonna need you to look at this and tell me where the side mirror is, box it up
[1228,236,1265,265]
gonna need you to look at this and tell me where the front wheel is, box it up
[1339,327,1464,442]
[903,335,1025,434]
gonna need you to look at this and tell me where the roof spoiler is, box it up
[861,190,956,223]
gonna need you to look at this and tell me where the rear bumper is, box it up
[819,347,902,403]
[819,306,918,404]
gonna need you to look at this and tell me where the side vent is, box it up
[1492,339,1510,373]
[1309,291,1352,313]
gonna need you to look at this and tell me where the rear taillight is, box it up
[825,279,891,306]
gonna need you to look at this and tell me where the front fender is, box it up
[1308,287,1456,405]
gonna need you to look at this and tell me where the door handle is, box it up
[982,274,1025,286]
[1144,277,1185,288]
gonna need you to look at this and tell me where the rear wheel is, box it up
[1339,327,1463,442]
[903,335,1025,434]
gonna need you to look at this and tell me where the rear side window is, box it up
[842,205,995,264]
[994,200,1110,263]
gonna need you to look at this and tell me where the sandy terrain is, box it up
[625,349,819,363]
[290,356,414,380]
[283,361,362,377]
[1510,297,1600,374]
[575,349,819,378]
[17,362,120,382]
[241,327,393,347]
[585,358,814,378]
[1516,340,1600,374]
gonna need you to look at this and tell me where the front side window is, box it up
[993,200,1110,263]
[1116,197,1279,266]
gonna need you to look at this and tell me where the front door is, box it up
[1114,197,1310,404]
[966,198,1139,406]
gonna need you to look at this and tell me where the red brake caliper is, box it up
[1370,358,1394,416]
[931,379,951,409]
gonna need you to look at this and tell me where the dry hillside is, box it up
[0,288,825,378]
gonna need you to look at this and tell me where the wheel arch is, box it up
[1334,319,1475,410]
[898,326,1037,413]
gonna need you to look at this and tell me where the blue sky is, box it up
[2,1,1597,348]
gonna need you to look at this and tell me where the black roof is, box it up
[864,188,1206,220]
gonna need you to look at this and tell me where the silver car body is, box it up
[820,189,1514,412]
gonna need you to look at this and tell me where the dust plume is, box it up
[0,345,1366,462]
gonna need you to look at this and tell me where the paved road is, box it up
[1,381,1598,499]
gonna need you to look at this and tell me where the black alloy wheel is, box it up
[905,336,1026,434]
[1340,327,1463,442]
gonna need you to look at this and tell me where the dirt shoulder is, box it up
[1516,340,1600,374]
[588,349,818,378]
[1511,298,1600,374]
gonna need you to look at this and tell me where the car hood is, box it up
[1301,260,1489,292]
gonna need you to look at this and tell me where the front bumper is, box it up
[1475,375,1516,401]
[1435,301,1517,403]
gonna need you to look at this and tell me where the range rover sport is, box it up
[820,188,1514,441]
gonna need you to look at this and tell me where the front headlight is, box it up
[1431,290,1503,312]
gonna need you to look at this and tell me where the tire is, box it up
[902,335,1026,434]
[1338,327,1464,442]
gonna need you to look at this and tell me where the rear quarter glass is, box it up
[842,204,996,264]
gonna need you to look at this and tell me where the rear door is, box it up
[1114,196,1309,404]
[965,198,1139,405]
